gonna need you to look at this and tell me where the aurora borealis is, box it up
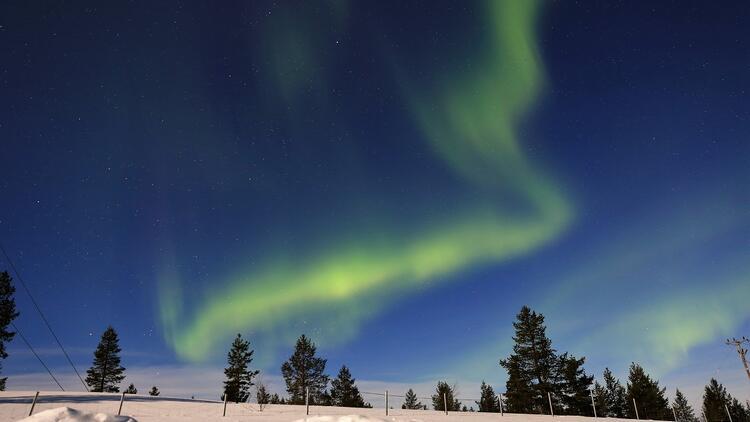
[2,0,750,400]
[159,0,574,363]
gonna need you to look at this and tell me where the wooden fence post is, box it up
[306,387,310,416]
[385,390,389,416]
[443,393,448,415]
[499,394,504,416]
[28,391,40,417]
[725,404,734,422]
[591,389,597,418]
[548,392,554,416]
[223,393,228,417]
[118,392,125,416]
[633,398,639,420]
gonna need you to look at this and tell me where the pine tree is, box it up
[499,306,559,414]
[592,381,608,417]
[0,271,19,391]
[85,326,126,392]
[625,363,670,420]
[603,368,627,418]
[149,386,160,396]
[673,388,697,422]
[222,333,259,403]
[476,381,500,412]
[402,388,423,410]
[281,335,329,405]
[432,381,461,411]
[557,353,594,415]
[125,383,137,394]
[330,365,366,407]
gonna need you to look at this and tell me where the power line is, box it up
[11,322,65,391]
[0,242,89,391]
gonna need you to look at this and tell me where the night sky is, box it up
[1,0,749,401]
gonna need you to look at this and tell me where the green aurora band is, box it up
[158,0,574,362]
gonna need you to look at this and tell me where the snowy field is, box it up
[0,391,646,422]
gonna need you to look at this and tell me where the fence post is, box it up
[28,391,40,416]
[548,392,554,417]
[633,398,639,420]
[306,387,310,416]
[443,393,448,415]
[223,393,228,417]
[725,404,734,422]
[672,406,678,422]
[591,389,597,418]
[499,394,504,416]
[385,390,389,416]
[118,392,125,416]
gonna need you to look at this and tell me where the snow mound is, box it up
[19,407,137,422]
[293,416,409,422]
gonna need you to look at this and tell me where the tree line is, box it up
[0,270,748,420]
[216,306,750,419]
[497,306,750,421]
[222,333,372,408]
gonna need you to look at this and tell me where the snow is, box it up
[1,391,648,422]
[17,406,136,422]
[292,417,390,422]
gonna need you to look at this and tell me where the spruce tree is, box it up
[432,381,461,411]
[256,383,270,405]
[402,388,423,410]
[269,393,285,404]
[149,386,160,396]
[0,271,19,391]
[85,326,126,392]
[502,354,536,413]
[477,381,500,412]
[499,306,558,414]
[703,378,736,422]
[222,333,259,403]
[603,368,627,418]
[281,334,329,405]
[673,388,697,422]
[625,363,670,420]
[727,397,750,422]
[319,389,333,406]
[592,381,608,417]
[557,353,594,415]
[125,383,137,394]
[330,365,366,407]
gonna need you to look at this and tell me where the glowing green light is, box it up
[159,0,573,361]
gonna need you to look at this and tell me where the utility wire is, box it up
[11,322,65,391]
[0,242,89,391]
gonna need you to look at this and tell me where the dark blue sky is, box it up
[1,0,749,401]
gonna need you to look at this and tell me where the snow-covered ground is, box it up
[18,406,137,422]
[1,391,639,422]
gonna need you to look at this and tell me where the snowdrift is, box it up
[18,406,137,422]
[292,416,390,422]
